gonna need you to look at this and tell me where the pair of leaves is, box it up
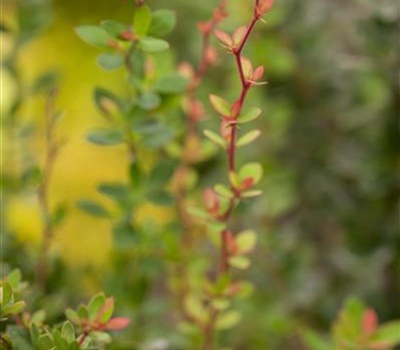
[75,8,176,55]
[229,162,263,197]
[133,7,176,38]
[66,293,130,332]
[303,297,400,350]
[227,230,257,270]
[0,281,26,318]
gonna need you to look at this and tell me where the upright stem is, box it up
[173,0,227,322]
[201,5,261,349]
[36,88,60,292]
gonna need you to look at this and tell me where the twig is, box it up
[36,88,61,292]
[173,0,228,322]
[201,0,271,347]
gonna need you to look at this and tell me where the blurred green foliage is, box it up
[1,0,399,349]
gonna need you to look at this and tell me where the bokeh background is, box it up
[1,0,399,349]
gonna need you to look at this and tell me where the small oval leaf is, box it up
[154,73,188,94]
[133,5,152,36]
[86,129,124,146]
[235,230,257,254]
[228,255,251,270]
[238,107,262,124]
[215,310,241,330]
[100,20,127,37]
[149,10,176,37]
[96,53,124,70]
[209,94,230,116]
[203,129,226,148]
[239,162,263,185]
[139,36,169,53]
[236,129,261,147]
[76,200,111,218]
[75,25,111,48]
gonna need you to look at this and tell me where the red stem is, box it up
[78,331,89,347]
[227,15,257,177]
[202,4,262,349]
[227,125,237,172]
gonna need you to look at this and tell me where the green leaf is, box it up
[0,281,13,307]
[112,222,138,249]
[149,10,176,37]
[94,87,122,116]
[126,51,145,82]
[88,293,106,321]
[89,331,112,343]
[148,158,178,187]
[31,309,46,325]
[241,189,263,198]
[139,36,169,53]
[75,25,111,48]
[100,20,127,37]
[212,275,232,294]
[214,184,233,198]
[98,297,114,324]
[65,308,80,324]
[138,91,161,110]
[62,321,75,343]
[77,305,89,319]
[31,71,58,94]
[184,295,207,324]
[96,53,124,70]
[129,162,142,188]
[53,330,69,350]
[371,321,400,345]
[137,121,175,149]
[146,190,173,206]
[37,334,54,350]
[229,171,241,189]
[238,107,262,123]
[236,129,261,147]
[133,5,152,36]
[2,300,26,315]
[30,324,40,347]
[209,94,230,116]
[51,203,68,228]
[333,297,365,343]
[235,230,257,254]
[215,310,241,330]
[239,162,263,185]
[69,342,80,350]
[228,255,251,270]
[187,206,210,220]
[203,129,226,148]
[86,129,124,146]
[154,73,188,94]
[7,269,22,290]
[98,182,129,202]
[7,325,34,350]
[76,200,111,218]
[21,166,42,186]
[211,298,230,311]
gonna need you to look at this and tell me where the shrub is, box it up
[1,0,399,349]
